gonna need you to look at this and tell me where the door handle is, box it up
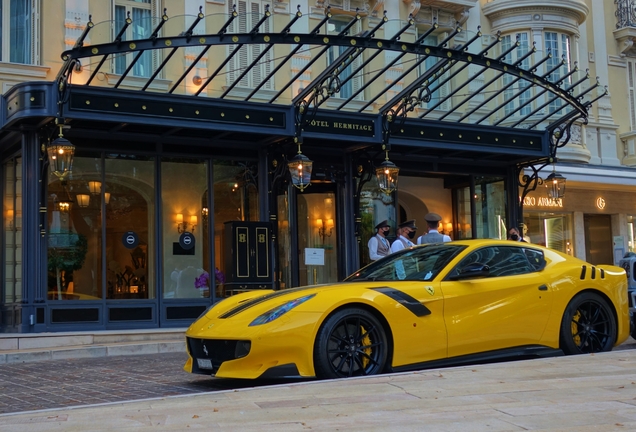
[538,284,548,291]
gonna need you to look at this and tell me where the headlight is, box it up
[248,294,316,326]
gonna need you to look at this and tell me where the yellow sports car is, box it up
[184,239,630,379]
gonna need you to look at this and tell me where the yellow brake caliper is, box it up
[571,310,581,346]
[360,325,372,368]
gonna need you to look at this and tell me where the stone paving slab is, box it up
[1,350,635,431]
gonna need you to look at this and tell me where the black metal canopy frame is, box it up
[56,6,604,136]
[47,5,608,243]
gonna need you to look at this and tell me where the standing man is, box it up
[368,220,391,261]
[417,213,451,245]
[391,220,417,253]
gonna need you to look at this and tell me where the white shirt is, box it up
[391,235,414,253]
[368,235,391,261]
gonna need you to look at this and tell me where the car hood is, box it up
[196,281,394,324]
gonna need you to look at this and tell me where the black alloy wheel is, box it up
[314,308,388,379]
[559,292,616,355]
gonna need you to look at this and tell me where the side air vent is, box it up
[591,266,596,279]
[600,269,605,279]
[580,265,586,280]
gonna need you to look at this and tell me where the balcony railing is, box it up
[616,0,636,29]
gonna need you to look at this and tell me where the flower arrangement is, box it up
[194,268,225,289]
[194,272,209,289]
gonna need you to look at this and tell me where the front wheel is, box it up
[314,308,388,379]
[559,292,616,355]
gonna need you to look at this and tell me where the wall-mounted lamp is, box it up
[76,194,90,208]
[444,222,453,235]
[176,213,197,233]
[288,140,313,192]
[317,218,334,242]
[88,181,101,195]
[104,192,111,205]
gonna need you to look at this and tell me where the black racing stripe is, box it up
[219,286,313,319]
[591,266,596,279]
[580,265,586,280]
[372,287,431,317]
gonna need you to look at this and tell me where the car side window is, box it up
[523,248,546,271]
[450,246,535,278]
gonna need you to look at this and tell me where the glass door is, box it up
[297,189,338,286]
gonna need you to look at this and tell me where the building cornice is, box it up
[482,0,588,35]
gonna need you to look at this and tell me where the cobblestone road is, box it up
[2,338,634,416]
[0,353,308,415]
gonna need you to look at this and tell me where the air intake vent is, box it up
[580,265,587,280]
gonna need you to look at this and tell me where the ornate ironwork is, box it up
[616,0,636,29]
[517,113,586,220]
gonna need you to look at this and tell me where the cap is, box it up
[424,213,442,223]
[375,220,389,230]
[398,219,417,229]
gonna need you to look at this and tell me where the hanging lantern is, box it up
[545,170,566,199]
[288,141,313,192]
[76,194,90,208]
[47,123,75,179]
[376,150,399,195]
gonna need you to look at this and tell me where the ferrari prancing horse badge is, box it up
[425,286,435,296]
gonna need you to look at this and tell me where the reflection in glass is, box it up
[474,177,506,239]
[214,161,259,297]
[4,158,22,303]
[298,192,338,286]
[47,157,102,300]
[359,175,396,268]
[105,155,155,299]
[162,158,209,299]
[455,186,472,240]
[523,212,574,255]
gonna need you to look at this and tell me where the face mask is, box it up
[382,228,390,235]
[407,231,416,239]
[510,234,519,241]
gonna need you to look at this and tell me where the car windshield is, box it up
[345,244,467,282]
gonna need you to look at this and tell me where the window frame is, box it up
[113,0,157,78]
[0,0,39,65]
[501,33,532,117]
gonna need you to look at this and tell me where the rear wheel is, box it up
[559,292,616,355]
[314,308,387,379]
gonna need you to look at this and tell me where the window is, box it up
[627,61,636,130]
[327,19,362,100]
[114,0,155,77]
[0,0,37,64]
[3,157,22,303]
[544,32,571,114]
[226,1,273,90]
[502,33,531,117]
[451,246,536,278]
[419,35,451,111]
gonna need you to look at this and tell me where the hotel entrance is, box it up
[276,184,341,289]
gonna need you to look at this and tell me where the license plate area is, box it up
[197,358,213,369]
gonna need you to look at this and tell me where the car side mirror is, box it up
[448,263,490,281]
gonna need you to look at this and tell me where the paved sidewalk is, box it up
[1,350,636,431]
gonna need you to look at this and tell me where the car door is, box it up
[441,245,553,358]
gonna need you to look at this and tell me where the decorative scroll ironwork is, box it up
[517,114,586,219]
[616,0,636,29]
[59,7,601,133]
